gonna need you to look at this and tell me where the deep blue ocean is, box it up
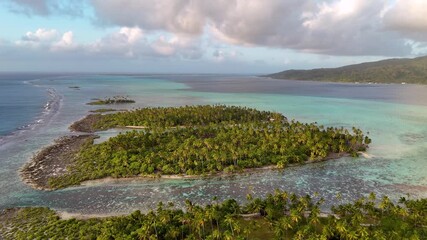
[0,74,46,136]
[0,73,426,216]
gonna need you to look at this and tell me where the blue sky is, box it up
[0,0,426,73]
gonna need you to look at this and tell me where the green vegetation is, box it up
[267,55,427,84]
[71,105,284,132]
[87,96,135,105]
[89,108,119,113]
[50,105,369,189]
[1,191,425,239]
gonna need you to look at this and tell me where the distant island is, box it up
[87,96,135,105]
[267,55,427,84]
[21,105,370,190]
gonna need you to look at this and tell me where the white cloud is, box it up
[383,0,427,41]
[88,27,146,57]
[5,0,427,57]
[51,31,75,51]
[119,27,144,44]
[15,28,79,52]
[212,49,243,62]
[150,35,202,59]
[89,27,202,59]
[21,28,58,42]
[91,0,206,34]
[88,0,419,56]
[15,28,59,48]
[12,27,203,60]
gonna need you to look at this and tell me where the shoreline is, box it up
[19,135,98,191]
[56,208,340,220]
[79,152,354,186]
[0,204,340,222]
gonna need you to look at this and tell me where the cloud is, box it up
[21,28,58,42]
[7,0,50,15]
[382,0,427,41]
[212,49,243,62]
[5,0,427,57]
[88,0,418,56]
[5,0,87,16]
[296,0,412,56]
[88,27,203,59]
[16,28,79,52]
[88,27,145,57]
[51,31,75,51]
[9,27,203,60]
[91,0,206,35]
[15,28,59,48]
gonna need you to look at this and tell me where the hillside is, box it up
[267,56,427,84]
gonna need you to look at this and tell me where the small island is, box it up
[22,105,370,190]
[87,96,135,105]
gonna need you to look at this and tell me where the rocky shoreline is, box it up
[69,114,105,133]
[20,135,97,191]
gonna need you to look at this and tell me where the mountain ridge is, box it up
[267,56,427,84]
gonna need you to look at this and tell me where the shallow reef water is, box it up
[0,74,426,215]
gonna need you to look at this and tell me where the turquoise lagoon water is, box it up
[0,74,426,215]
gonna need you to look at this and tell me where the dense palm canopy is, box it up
[70,105,285,132]
[49,106,369,189]
[1,191,425,239]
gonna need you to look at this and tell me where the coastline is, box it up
[57,207,340,220]
[79,152,354,186]
[69,114,104,133]
[19,135,98,191]
[0,204,340,223]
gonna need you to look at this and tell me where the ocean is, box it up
[0,74,47,137]
[0,73,426,215]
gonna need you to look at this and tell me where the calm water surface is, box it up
[0,74,426,215]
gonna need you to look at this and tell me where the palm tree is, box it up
[177,213,190,238]
[194,211,206,238]
[309,206,320,228]
[166,226,180,240]
[290,209,302,225]
[222,230,233,240]
[280,217,293,239]
[224,215,236,236]
[335,221,347,236]
[210,229,222,240]
[273,221,285,239]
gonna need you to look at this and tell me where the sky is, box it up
[0,0,427,74]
